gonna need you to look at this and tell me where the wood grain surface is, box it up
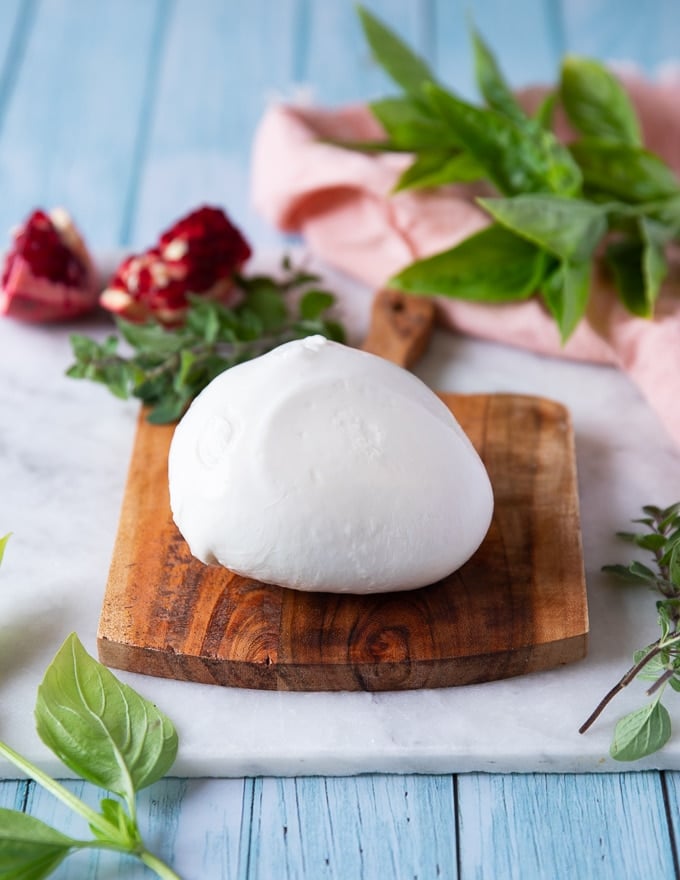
[98,391,588,691]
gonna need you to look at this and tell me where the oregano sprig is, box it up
[67,256,345,423]
[580,502,680,760]
[0,633,180,879]
[344,6,680,341]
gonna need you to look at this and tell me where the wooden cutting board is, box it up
[98,293,588,691]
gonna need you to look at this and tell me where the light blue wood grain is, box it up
[658,771,680,865]
[433,0,564,98]
[0,0,163,250]
[0,778,27,809]
[457,772,678,879]
[560,0,680,72]
[246,775,457,879]
[301,0,427,103]
[0,0,35,129]
[130,0,300,251]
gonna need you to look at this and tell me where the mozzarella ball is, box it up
[168,335,493,593]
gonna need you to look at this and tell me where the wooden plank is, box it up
[658,770,680,873]
[98,391,587,691]
[131,0,300,250]
[457,772,677,879]
[0,778,27,809]
[560,0,680,72]
[0,0,164,250]
[19,776,246,879]
[247,775,457,879]
[301,0,427,104]
[432,0,564,99]
[0,0,35,129]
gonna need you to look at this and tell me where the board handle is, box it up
[361,289,435,369]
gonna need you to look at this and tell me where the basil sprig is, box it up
[350,6,680,340]
[68,256,345,424]
[581,502,680,761]
[0,633,180,879]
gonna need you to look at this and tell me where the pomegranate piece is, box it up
[101,206,251,325]
[0,208,98,322]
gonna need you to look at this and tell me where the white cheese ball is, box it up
[168,335,493,593]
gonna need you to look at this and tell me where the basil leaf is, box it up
[560,56,641,146]
[606,239,649,316]
[35,633,178,807]
[425,84,582,197]
[0,808,77,878]
[541,260,591,342]
[357,5,436,96]
[470,26,526,125]
[644,194,680,233]
[606,217,670,317]
[479,195,607,262]
[393,150,485,192]
[571,139,680,203]
[534,91,558,131]
[389,223,548,302]
[610,701,672,761]
[370,96,460,150]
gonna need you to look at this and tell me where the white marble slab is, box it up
[1,253,679,777]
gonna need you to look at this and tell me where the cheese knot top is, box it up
[168,336,493,593]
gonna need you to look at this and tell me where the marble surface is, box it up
[1,253,680,778]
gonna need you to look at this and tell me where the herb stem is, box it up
[579,641,665,734]
[0,739,120,840]
[139,848,183,880]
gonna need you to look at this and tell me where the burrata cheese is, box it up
[168,335,493,593]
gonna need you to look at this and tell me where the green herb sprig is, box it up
[0,633,180,879]
[68,257,345,424]
[580,502,680,761]
[345,7,680,341]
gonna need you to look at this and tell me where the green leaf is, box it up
[34,634,178,808]
[93,798,140,847]
[0,808,77,878]
[570,139,680,204]
[369,97,459,150]
[601,563,657,584]
[670,543,680,588]
[560,56,641,146]
[606,216,670,318]
[610,700,672,761]
[470,25,526,124]
[425,83,582,197]
[0,533,10,567]
[389,223,548,302]
[357,5,436,96]
[298,290,335,321]
[479,195,607,262]
[534,91,558,131]
[393,150,485,192]
[116,319,187,357]
[540,259,591,342]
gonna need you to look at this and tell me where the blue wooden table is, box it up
[1,1,680,877]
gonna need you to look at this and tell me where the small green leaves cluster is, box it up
[0,633,180,879]
[350,7,680,341]
[581,502,680,761]
[68,257,345,423]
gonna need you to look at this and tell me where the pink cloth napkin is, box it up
[251,78,680,446]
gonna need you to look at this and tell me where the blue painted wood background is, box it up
[1,0,679,876]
